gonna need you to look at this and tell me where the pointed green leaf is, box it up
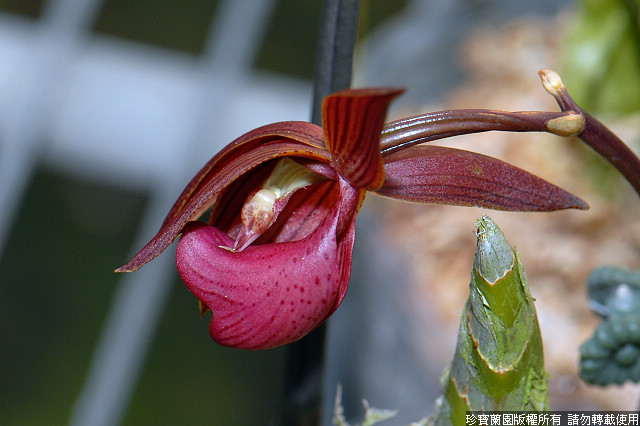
[433,216,549,425]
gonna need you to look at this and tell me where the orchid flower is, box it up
[116,70,638,350]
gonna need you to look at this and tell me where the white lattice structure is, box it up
[0,1,310,424]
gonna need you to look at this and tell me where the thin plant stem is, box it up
[540,69,640,197]
[283,0,360,425]
[380,109,573,155]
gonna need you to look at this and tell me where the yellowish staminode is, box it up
[234,157,327,251]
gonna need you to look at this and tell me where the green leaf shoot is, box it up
[431,216,549,426]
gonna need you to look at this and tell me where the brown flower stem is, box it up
[579,111,640,197]
[382,70,640,200]
[540,69,640,198]
[380,109,580,155]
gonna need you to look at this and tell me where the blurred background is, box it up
[1,0,639,424]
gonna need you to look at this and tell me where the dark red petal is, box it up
[116,122,328,272]
[323,88,403,190]
[175,181,359,350]
[377,145,588,211]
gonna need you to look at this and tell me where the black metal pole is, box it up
[310,0,361,126]
[283,1,360,425]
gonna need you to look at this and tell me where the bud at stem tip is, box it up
[539,69,566,96]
